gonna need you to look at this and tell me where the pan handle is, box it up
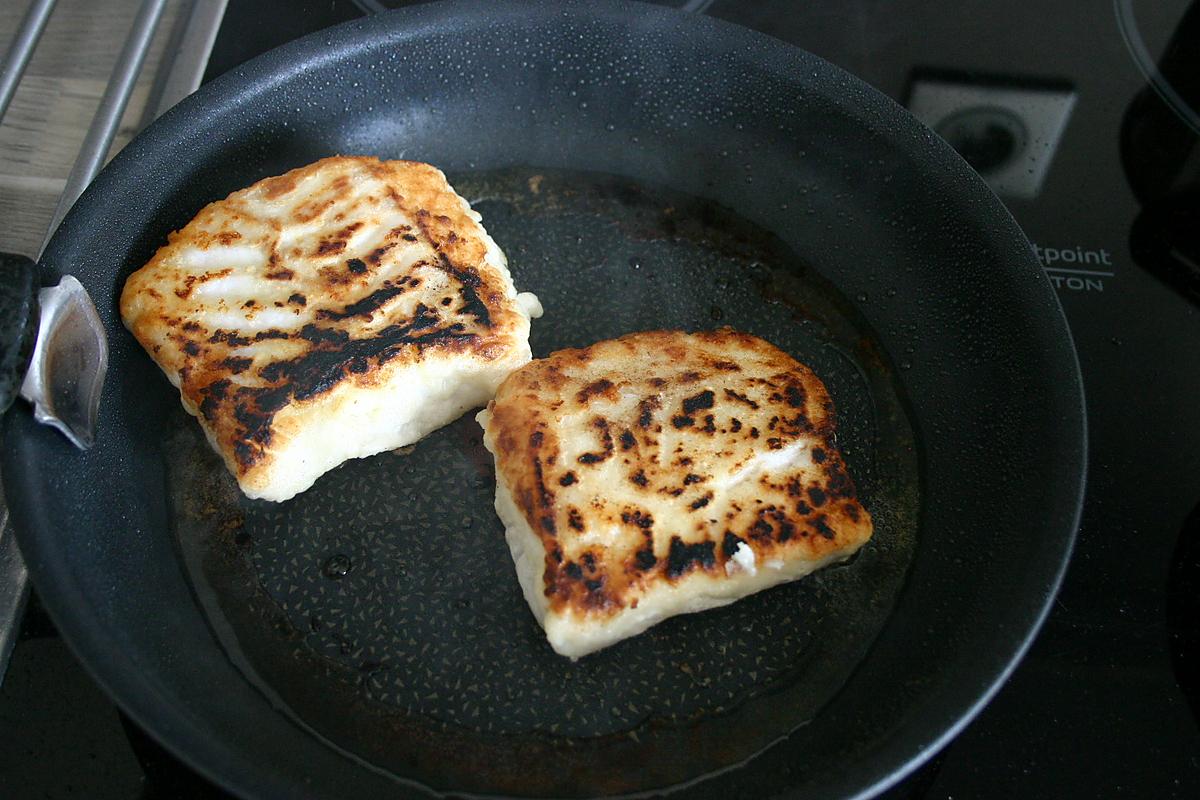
[0,254,107,450]
[0,254,38,417]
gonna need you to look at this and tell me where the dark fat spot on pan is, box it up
[288,293,307,306]
[807,486,827,507]
[265,269,295,281]
[630,469,649,487]
[619,430,636,450]
[811,447,827,463]
[558,471,576,487]
[565,562,583,579]
[672,415,694,429]
[254,329,290,341]
[346,258,368,274]
[182,341,200,356]
[666,537,715,579]
[683,473,704,485]
[690,493,712,510]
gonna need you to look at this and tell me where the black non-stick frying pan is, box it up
[1,1,1085,798]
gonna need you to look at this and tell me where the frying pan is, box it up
[0,1,1086,798]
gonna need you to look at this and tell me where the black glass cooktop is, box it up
[3,1,1198,797]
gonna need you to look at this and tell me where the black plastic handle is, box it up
[0,253,38,414]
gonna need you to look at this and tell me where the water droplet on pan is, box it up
[322,554,352,579]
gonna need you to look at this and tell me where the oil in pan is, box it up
[170,167,920,797]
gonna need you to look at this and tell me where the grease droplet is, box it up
[322,554,352,579]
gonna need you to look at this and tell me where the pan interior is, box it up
[169,167,919,796]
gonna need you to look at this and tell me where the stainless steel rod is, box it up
[41,0,167,254]
[0,0,57,122]
[146,0,228,123]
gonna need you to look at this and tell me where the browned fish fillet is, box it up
[478,329,872,658]
[121,156,541,501]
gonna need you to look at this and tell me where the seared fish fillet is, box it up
[478,329,872,659]
[122,156,541,501]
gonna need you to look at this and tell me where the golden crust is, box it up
[120,156,529,493]
[485,328,874,621]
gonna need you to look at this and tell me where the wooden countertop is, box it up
[0,0,187,257]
